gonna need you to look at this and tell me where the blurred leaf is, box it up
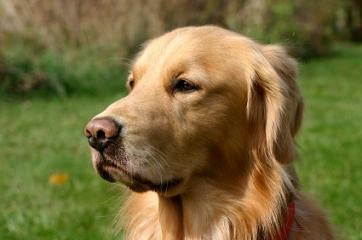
[48,173,69,186]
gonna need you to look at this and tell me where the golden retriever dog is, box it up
[85,26,335,240]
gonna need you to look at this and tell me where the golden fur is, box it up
[89,26,335,239]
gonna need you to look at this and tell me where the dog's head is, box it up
[85,26,303,196]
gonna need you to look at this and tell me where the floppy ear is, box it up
[247,45,303,165]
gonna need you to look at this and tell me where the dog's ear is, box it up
[246,45,303,165]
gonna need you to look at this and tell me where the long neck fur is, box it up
[120,159,294,240]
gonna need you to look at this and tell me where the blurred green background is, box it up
[0,0,361,239]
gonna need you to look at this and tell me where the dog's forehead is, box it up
[130,26,255,91]
[133,31,222,78]
[132,32,202,77]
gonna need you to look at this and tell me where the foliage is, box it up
[0,0,352,56]
[0,0,357,97]
[0,42,126,98]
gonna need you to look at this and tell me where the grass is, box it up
[0,44,361,239]
[0,95,126,240]
[296,44,362,239]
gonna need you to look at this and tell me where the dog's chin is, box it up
[92,152,183,195]
[127,177,184,196]
[94,160,130,183]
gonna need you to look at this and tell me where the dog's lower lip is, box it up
[103,163,182,192]
[95,154,128,183]
[98,161,182,192]
[97,165,116,182]
[97,161,130,182]
[96,153,182,192]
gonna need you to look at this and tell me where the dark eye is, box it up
[172,79,199,94]
[129,80,134,88]
[127,78,134,90]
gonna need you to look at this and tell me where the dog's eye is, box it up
[172,79,198,94]
[127,78,135,90]
[129,80,134,88]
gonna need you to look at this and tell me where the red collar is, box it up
[274,200,296,240]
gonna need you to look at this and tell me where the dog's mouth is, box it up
[94,151,182,193]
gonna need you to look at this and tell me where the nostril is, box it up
[88,136,96,148]
[96,129,106,139]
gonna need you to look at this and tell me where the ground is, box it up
[0,44,361,239]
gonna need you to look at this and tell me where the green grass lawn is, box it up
[1,44,361,239]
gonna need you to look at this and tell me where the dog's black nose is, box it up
[84,117,121,151]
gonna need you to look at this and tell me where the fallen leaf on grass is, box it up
[48,172,69,186]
